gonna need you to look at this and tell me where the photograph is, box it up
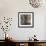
[18,12,34,28]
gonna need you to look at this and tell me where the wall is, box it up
[0,0,46,40]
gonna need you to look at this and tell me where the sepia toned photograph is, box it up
[21,15,31,25]
[18,12,34,28]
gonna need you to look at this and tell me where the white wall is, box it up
[0,0,46,40]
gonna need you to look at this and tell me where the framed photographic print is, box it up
[18,12,34,28]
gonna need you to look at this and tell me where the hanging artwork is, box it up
[18,12,34,28]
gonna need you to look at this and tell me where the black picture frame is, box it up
[18,12,34,28]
